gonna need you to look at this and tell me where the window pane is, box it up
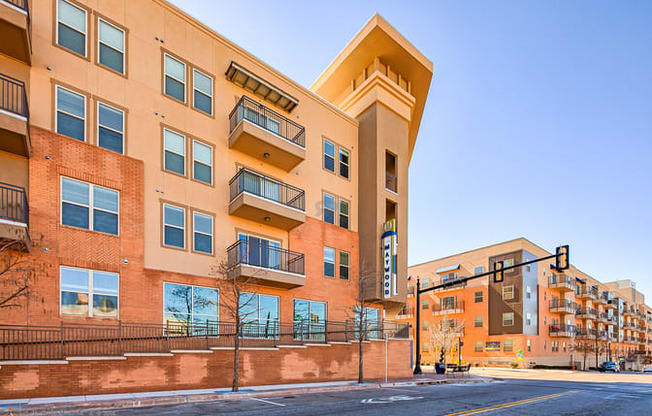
[340,251,349,266]
[194,91,212,115]
[339,200,349,215]
[59,0,86,32]
[339,214,348,229]
[62,203,89,229]
[165,77,185,102]
[194,213,212,235]
[164,226,184,248]
[57,112,85,141]
[99,20,123,50]
[294,300,309,321]
[99,44,123,73]
[193,70,212,94]
[57,87,85,118]
[62,178,89,205]
[194,233,212,253]
[324,247,335,262]
[193,141,212,164]
[93,187,118,212]
[165,130,185,154]
[58,24,86,55]
[98,127,123,153]
[165,152,185,175]
[239,292,258,319]
[164,205,184,227]
[324,140,334,157]
[61,267,89,292]
[93,271,118,295]
[165,55,185,81]
[99,103,123,132]
[324,210,334,224]
[259,295,279,320]
[324,155,334,172]
[93,295,118,317]
[193,162,211,184]
[164,283,192,315]
[324,194,334,210]
[193,287,218,316]
[93,210,118,235]
[61,292,88,315]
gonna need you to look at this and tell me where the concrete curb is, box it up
[7,377,491,415]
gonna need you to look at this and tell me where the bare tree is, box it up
[0,240,37,309]
[572,338,594,371]
[428,312,465,366]
[211,261,261,392]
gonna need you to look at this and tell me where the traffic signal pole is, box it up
[412,245,569,375]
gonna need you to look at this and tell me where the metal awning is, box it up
[225,62,299,112]
[436,264,460,274]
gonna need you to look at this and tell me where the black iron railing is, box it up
[0,182,28,224]
[549,324,576,335]
[549,299,578,311]
[577,286,598,298]
[432,300,465,313]
[0,319,409,360]
[576,327,597,337]
[577,307,598,317]
[2,0,27,11]
[548,274,575,289]
[229,95,305,147]
[227,239,305,276]
[229,168,305,211]
[0,73,28,119]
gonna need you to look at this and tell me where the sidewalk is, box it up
[0,373,490,415]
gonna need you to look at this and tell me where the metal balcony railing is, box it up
[0,73,28,119]
[577,286,598,298]
[229,168,305,211]
[576,327,597,337]
[548,274,576,289]
[0,182,28,224]
[577,307,598,317]
[432,300,465,313]
[549,324,576,335]
[385,172,397,193]
[229,95,305,147]
[227,239,305,276]
[2,0,28,11]
[549,299,578,311]
[398,306,414,316]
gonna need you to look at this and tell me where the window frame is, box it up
[163,127,187,177]
[323,246,335,278]
[338,147,350,179]
[338,198,349,230]
[60,176,119,236]
[97,101,125,154]
[474,316,483,328]
[323,192,335,224]
[474,341,483,352]
[97,17,126,75]
[56,0,88,58]
[55,85,87,142]
[163,282,219,330]
[474,290,484,303]
[503,339,514,352]
[164,53,187,103]
[502,285,514,300]
[323,139,335,173]
[60,266,119,318]
[192,68,214,116]
[339,250,350,280]
[191,139,213,185]
[503,312,515,326]
[163,203,186,250]
[192,211,214,255]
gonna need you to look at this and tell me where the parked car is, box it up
[599,362,620,373]
[642,365,652,373]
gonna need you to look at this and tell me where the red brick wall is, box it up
[0,339,412,399]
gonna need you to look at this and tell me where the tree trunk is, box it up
[358,320,364,383]
[233,316,240,392]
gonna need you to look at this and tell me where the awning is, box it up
[575,277,586,284]
[436,264,460,274]
[226,62,299,112]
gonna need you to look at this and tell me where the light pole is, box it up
[413,278,422,375]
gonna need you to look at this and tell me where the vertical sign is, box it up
[381,219,398,298]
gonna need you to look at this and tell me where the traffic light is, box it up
[556,245,569,271]
[494,261,504,283]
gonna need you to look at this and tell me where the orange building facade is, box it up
[402,238,652,369]
[0,0,432,397]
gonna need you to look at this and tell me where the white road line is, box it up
[382,387,416,392]
[250,397,286,407]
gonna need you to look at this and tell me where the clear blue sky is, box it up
[170,0,652,300]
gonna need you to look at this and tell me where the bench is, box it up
[446,364,471,377]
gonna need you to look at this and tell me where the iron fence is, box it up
[227,239,305,276]
[0,73,28,119]
[229,168,305,211]
[3,0,28,11]
[0,182,28,224]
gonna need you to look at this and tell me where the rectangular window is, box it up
[323,140,335,172]
[422,278,429,288]
[293,299,327,341]
[474,266,483,275]
[503,312,514,326]
[240,293,279,338]
[339,251,350,280]
[526,286,532,299]
[503,286,514,300]
[193,69,213,115]
[339,199,349,229]
[324,246,335,277]
[503,259,514,267]
[422,320,429,331]
[60,266,118,317]
[56,86,86,142]
[164,283,218,334]
[422,299,429,310]
[57,0,86,56]
[474,316,483,328]
[192,140,213,184]
[474,291,483,303]
[323,193,335,224]
[98,102,124,154]
[163,204,185,249]
[474,341,483,352]
[526,312,532,326]
[527,339,531,352]
[164,128,186,175]
[98,19,125,74]
[237,233,281,269]
[193,212,213,254]
[61,177,118,235]
[503,339,513,352]
[164,54,186,102]
[339,148,350,179]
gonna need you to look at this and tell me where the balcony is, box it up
[604,299,617,310]
[576,327,597,340]
[548,274,575,292]
[577,286,598,300]
[228,169,305,230]
[0,73,30,157]
[226,239,305,289]
[397,306,414,318]
[604,315,617,325]
[576,307,597,320]
[385,172,397,193]
[623,307,636,317]
[432,300,465,315]
[549,324,576,337]
[228,96,306,171]
[598,312,610,323]
[549,299,578,314]
[595,292,610,305]
[597,330,609,341]
[0,182,29,250]
[0,0,31,63]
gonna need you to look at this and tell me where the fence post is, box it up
[324,321,328,343]
[165,321,170,352]
[345,321,349,342]
[60,321,65,359]
[206,321,209,350]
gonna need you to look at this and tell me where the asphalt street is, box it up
[69,375,652,416]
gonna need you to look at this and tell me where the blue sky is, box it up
[170,1,652,300]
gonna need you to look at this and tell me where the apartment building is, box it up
[0,0,432,398]
[401,238,651,368]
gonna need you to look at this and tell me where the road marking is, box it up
[440,390,579,416]
[361,395,424,404]
[249,397,286,407]
[382,387,417,393]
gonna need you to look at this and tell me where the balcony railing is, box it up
[432,300,465,313]
[576,307,598,318]
[3,0,28,11]
[0,73,28,119]
[229,95,305,148]
[227,239,305,276]
[398,306,414,317]
[385,172,397,193]
[576,327,597,338]
[548,274,576,290]
[549,299,578,312]
[229,168,305,211]
[577,286,598,298]
[549,324,576,336]
[0,182,28,224]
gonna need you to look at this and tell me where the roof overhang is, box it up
[226,62,299,113]
[436,264,460,274]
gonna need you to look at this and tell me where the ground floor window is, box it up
[60,266,119,318]
[239,293,279,338]
[474,341,483,352]
[163,283,218,334]
[503,339,513,352]
[293,299,327,340]
[354,306,381,339]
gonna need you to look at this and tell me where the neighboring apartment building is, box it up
[0,0,432,398]
[401,238,651,368]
